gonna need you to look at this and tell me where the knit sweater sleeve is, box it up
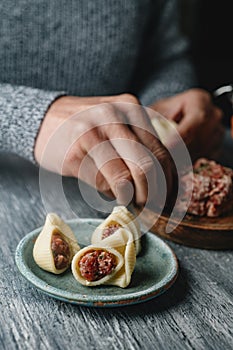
[134,0,197,106]
[0,83,65,162]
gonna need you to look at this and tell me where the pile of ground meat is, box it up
[177,158,233,217]
[78,250,117,282]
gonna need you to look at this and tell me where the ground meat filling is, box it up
[51,233,71,270]
[102,223,120,240]
[78,250,117,282]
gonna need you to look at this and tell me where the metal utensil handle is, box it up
[213,84,233,99]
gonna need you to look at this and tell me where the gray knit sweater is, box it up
[0,0,196,162]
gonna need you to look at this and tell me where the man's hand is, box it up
[35,94,174,206]
[150,89,224,160]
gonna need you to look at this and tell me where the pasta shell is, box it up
[112,206,141,255]
[91,206,141,255]
[101,228,136,288]
[151,116,177,146]
[91,217,121,243]
[71,246,124,287]
[33,213,80,274]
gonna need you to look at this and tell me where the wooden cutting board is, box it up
[138,208,233,250]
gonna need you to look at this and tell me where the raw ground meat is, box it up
[102,223,120,239]
[78,250,116,282]
[177,158,233,217]
[51,233,71,270]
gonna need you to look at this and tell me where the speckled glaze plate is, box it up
[15,219,178,307]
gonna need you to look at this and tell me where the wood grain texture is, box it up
[0,154,232,350]
[139,208,233,249]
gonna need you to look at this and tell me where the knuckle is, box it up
[196,110,207,124]
[96,175,112,193]
[150,142,167,160]
[135,157,154,178]
[112,170,132,185]
[118,93,139,104]
[65,147,78,171]
[191,88,211,101]
[72,119,93,137]
[91,103,120,125]
[95,102,115,116]
[154,148,172,169]
[148,138,164,155]
[64,151,73,165]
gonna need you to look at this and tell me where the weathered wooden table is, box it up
[0,154,232,350]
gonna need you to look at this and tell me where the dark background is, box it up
[180,0,233,124]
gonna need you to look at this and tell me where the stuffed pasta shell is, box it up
[100,227,136,288]
[33,213,80,274]
[71,246,124,287]
[91,206,141,255]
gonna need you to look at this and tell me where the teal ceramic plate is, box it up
[15,219,178,307]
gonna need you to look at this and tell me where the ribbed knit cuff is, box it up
[0,83,66,163]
